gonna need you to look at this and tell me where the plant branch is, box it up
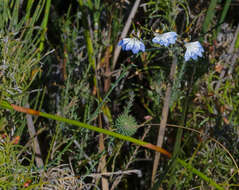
[25,103,44,169]
[151,55,177,186]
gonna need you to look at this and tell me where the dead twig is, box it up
[25,103,44,169]
[97,114,109,190]
[151,55,177,186]
[85,169,142,178]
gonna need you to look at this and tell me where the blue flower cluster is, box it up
[118,32,204,61]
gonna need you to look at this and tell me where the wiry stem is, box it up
[0,101,171,157]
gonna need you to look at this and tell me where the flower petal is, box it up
[118,38,145,54]
[152,32,178,47]
[140,42,145,52]
[184,41,204,61]
[125,41,134,51]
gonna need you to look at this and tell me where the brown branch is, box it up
[97,114,109,190]
[112,0,141,70]
[151,55,177,186]
[25,103,44,169]
[86,169,142,178]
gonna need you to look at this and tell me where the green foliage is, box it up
[202,0,218,35]
[0,0,239,189]
[145,0,189,30]
[0,135,42,188]
[0,0,45,102]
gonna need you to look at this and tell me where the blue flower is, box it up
[184,41,204,61]
[152,32,177,47]
[118,38,145,54]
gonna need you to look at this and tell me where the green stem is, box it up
[39,0,52,53]
[176,158,224,190]
[216,0,231,36]
[169,61,194,188]
[39,111,170,155]
[77,0,97,75]
[201,0,218,41]
[25,0,34,20]
[151,54,177,185]
[172,61,188,156]
[0,100,171,157]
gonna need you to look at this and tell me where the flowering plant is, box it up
[118,31,204,62]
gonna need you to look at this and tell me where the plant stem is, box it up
[25,102,44,169]
[39,0,52,54]
[176,158,224,190]
[202,0,217,34]
[216,0,231,36]
[173,61,190,157]
[98,114,109,190]
[0,100,171,157]
[201,0,217,41]
[151,55,177,186]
